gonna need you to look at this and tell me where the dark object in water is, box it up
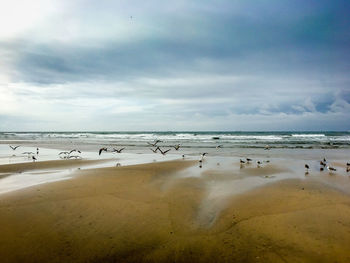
[212,137,220,140]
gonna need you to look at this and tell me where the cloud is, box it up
[0,0,350,130]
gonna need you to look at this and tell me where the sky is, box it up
[0,0,349,131]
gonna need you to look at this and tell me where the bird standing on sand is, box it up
[99,147,108,155]
[257,161,262,167]
[9,145,20,150]
[327,166,336,174]
[246,158,252,163]
[240,159,245,164]
[32,156,37,162]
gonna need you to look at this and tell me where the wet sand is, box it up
[0,159,350,262]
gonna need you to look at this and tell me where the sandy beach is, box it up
[0,155,350,263]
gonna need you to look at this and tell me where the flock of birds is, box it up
[6,144,350,175]
[304,158,349,175]
[10,145,39,162]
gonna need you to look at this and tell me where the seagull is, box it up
[320,161,326,166]
[150,148,158,153]
[112,148,125,153]
[32,156,37,162]
[323,158,327,162]
[240,159,245,164]
[147,140,162,147]
[22,152,35,155]
[346,162,350,166]
[172,144,181,151]
[158,148,171,155]
[9,145,20,150]
[246,158,252,163]
[69,149,81,154]
[327,166,336,174]
[99,147,108,155]
[216,145,223,149]
[257,161,262,167]
[201,153,208,159]
[264,145,270,150]
[305,164,309,171]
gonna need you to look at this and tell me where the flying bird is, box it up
[172,144,181,150]
[158,148,171,155]
[69,149,81,154]
[112,148,125,153]
[99,147,108,155]
[147,140,162,147]
[22,152,35,155]
[150,148,158,153]
[9,145,20,150]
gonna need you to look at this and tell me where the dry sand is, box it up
[0,160,350,263]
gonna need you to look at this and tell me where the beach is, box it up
[0,140,350,262]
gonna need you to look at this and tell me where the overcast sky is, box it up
[0,0,349,131]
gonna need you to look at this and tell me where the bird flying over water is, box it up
[112,148,125,153]
[150,148,158,153]
[147,140,162,147]
[9,145,20,150]
[99,147,108,155]
[158,147,171,155]
[69,149,81,154]
[172,144,181,150]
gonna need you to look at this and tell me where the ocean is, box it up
[0,131,349,149]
